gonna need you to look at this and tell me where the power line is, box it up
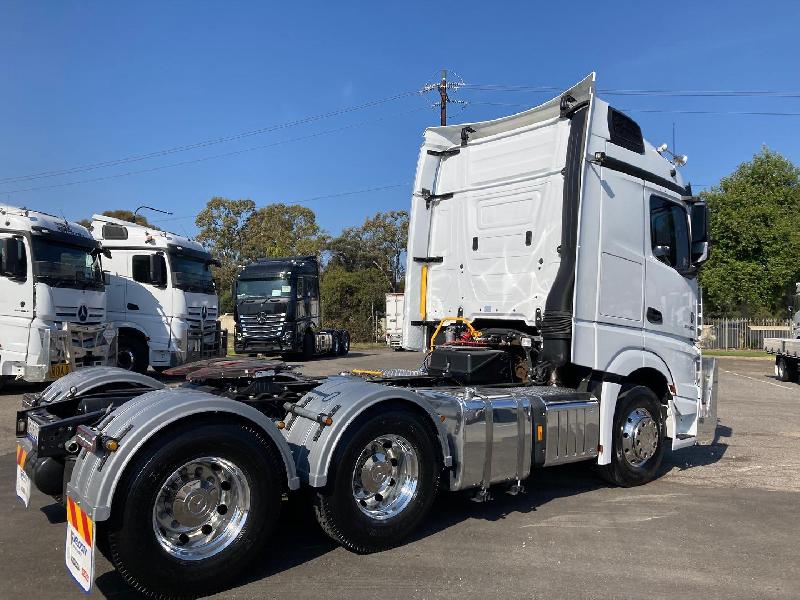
[0,90,419,185]
[146,183,412,227]
[2,107,427,194]
[462,100,800,116]
[460,83,800,98]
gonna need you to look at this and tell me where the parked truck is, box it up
[764,283,800,381]
[91,214,226,373]
[233,255,349,359]
[14,75,718,599]
[0,205,116,388]
[385,292,404,348]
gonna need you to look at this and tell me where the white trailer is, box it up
[91,215,225,373]
[16,75,718,599]
[384,292,404,348]
[0,205,116,387]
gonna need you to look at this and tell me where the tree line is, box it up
[82,146,800,339]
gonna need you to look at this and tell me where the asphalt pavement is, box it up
[1,351,798,599]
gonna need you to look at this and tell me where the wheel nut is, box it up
[201,524,212,535]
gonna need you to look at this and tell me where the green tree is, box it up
[700,147,800,317]
[328,210,408,291]
[320,265,390,342]
[77,209,154,229]
[195,198,328,312]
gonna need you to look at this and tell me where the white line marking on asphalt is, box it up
[721,369,799,391]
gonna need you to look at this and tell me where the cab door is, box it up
[643,191,700,442]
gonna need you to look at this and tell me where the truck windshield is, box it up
[31,238,103,290]
[237,277,291,301]
[170,255,215,293]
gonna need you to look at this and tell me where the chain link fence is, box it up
[699,318,795,350]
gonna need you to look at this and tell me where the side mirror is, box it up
[691,241,709,266]
[1,237,27,281]
[150,254,167,287]
[102,248,112,259]
[653,245,671,264]
[690,201,709,266]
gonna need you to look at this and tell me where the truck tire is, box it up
[776,357,796,382]
[99,420,283,599]
[597,385,665,487]
[337,332,350,356]
[117,333,149,374]
[301,332,315,361]
[312,408,440,553]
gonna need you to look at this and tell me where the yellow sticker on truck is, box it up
[65,496,95,592]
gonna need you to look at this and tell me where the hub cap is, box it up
[352,434,418,520]
[117,349,135,371]
[152,457,250,560]
[621,407,659,467]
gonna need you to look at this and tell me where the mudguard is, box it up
[66,388,299,521]
[33,366,164,405]
[283,377,453,487]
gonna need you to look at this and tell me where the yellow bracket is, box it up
[429,316,481,352]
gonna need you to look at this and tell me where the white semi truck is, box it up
[764,282,800,381]
[90,215,225,373]
[384,292,404,348]
[0,205,116,387]
[15,75,717,599]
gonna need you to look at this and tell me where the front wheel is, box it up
[337,332,350,356]
[99,421,283,599]
[597,385,665,487]
[312,408,440,553]
[117,334,149,374]
[776,357,796,382]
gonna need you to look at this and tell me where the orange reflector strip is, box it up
[16,445,28,468]
[536,425,543,442]
[67,497,93,547]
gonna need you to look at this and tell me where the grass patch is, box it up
[703,349,771,358]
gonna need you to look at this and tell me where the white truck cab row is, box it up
[0,205,116,386]
[91,214,225,373]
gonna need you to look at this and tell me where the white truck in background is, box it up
[91,215,225,373]
[0,205,116,387]
[384,292,404,348]
[15,75,719,599]
[764,282,800,381]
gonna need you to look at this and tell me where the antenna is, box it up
[133,205,173,224]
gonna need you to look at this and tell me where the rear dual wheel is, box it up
[312,408,440,553]
[100,421,283,599]
[776,357,797,382]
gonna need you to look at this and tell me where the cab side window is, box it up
[131,255,151,283]
[650,196,690,272]
[296,276,305,299]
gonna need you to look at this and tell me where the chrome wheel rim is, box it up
[117,349,135,371]
[152,457,250,560]
[621,407,659,467]
[352,434,419,520]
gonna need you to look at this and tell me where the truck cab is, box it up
[403,73,711,454]
[91,215,225,373]
[0,205,116,384]
[233,256,348,358]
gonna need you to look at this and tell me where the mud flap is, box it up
[65,496,95,593]
[697,357,718,444]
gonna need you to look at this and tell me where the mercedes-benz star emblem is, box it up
[77,305,88,322]
[256,312,267,324]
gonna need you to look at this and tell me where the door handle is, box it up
[646,307,663,324]
[127,303,139,311]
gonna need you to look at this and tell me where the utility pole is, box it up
[438,69,449,126]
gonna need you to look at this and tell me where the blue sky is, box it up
[1,1,798,237]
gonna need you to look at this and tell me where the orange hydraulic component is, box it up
[428,316,482,352]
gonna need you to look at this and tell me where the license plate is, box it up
[49,362,71,379]
[26,418,40,443]
[66,496,95,592]
[15,444,31,507]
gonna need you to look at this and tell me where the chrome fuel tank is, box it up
[417,386,599,492]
